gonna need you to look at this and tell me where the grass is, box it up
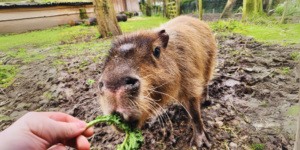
[86,79,95,85]
[250,144,265,150]
[279,67,290,74]
[291,51,300,61]
[0,65,19,87]
[0,25,97,51]
[119,16,170,33]
[0,115,10,121]
[209,20,300,46]
[286,106,299,116]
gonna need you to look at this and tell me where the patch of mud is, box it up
[1,33,299,150]
[0,57,59,127]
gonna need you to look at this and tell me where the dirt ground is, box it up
[1,27,300,149]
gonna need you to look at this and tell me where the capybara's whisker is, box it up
[147,89,192,119]
[144,96,173,131]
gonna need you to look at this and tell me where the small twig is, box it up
[224,140,230,150]
[0,88,8,101]
[233,66,241,74]
[228,97,238,113]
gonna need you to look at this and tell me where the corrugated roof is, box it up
[0,2,92,9]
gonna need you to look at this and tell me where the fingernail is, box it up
[77,121,86,129]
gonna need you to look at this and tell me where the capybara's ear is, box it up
[158,29,169,48]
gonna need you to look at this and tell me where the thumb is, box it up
[50,120,87,142]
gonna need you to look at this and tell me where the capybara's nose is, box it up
[101,76,140,93]
[124,77,140,95]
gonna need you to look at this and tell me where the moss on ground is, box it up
[0,65,19,87]
[286,106,299,116]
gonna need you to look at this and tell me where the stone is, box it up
[215,117,224,122]
[16,103,27,110]
[39,99,50,105]
[229,142,237,149]
[48,108,60,112]
[231,119,239,125]
[207,121,215,127]
[50,84,57,92]
[214,121,223,128]
[10,110,28,121]
[251,137,262,144]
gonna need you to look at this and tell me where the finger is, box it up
[76,135,90,150]
[41,112,81,123]
[49,143,67,150]
[83,126,94,137]
[51,120,87,141]
[64,135,90,150]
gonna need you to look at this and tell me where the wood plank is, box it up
[0,5,93,13]
[0,7,94,21]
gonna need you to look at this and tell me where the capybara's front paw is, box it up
[190,131,211,149]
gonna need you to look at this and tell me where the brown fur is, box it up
[98,16,217,148]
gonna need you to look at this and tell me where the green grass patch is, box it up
[119,17,170,33]
[52,40,111,58]
[233,23,300,45]
[0,25,97,51]
[0,115,10,121]
[6,48,46,63]
[279,67,290,74]
[0,65,19,87]
[291,51,300,61]
[210,20,300,45]
[250,144,265,150]
[286,106,299,116]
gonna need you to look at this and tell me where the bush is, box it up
[275,2,300,16]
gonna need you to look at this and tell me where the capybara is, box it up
[98,16,217,148]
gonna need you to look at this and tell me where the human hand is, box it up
[0,112,94,150]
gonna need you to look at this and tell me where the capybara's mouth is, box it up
[112,120,139,133]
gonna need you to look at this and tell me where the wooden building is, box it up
[112,0,140,13]
[0,0,140,33]
[0,2,95,33]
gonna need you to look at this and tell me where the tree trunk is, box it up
[294,62,300,150]
[254,0,264,13]
[93,0,122,38]
[176,0,180,16]
[220,0,237,18]
[79,9,89,19]
[146,0,152,16]
[163,0,166,17]
[195,0,199,12]
[280,0,288,24]
[266,0,273,12]
[242,0,264,22]
[199,0,202,20]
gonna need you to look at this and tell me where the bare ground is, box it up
[0,33,299,150]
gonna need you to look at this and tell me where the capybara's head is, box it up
[98,30,180,130]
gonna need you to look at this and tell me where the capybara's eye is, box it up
[99,82,103,89]
[153,47,160,58]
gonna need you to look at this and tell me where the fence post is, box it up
[294,62,300,150]
[213,8,215,14]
